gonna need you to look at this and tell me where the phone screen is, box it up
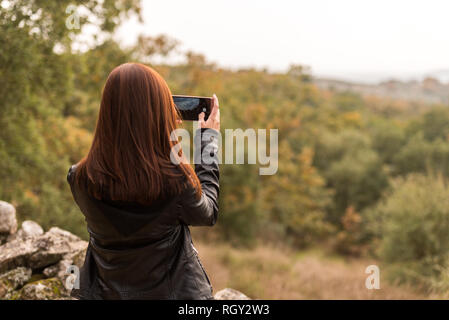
[172,95,212,121]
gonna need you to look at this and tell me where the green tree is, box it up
[0,0,141,236]
[367,174,449,290]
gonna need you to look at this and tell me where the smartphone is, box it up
[172,95,213,121]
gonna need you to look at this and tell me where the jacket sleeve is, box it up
[178,128,220,226]
[67,165,76,185]
[67,164,82,206]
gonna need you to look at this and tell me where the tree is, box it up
[0,0,141,236]
[367,174,449,290]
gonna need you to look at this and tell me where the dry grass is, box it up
[195,242,446,300]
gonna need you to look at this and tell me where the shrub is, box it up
[367,174,449,290]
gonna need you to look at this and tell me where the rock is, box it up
[214,288,251,300]
[43,247,87,277]
[21,221,44,238]
[0,234,8,245]
[43,247,86,280]
[0,201,17,235]
[0,267,32,298]
[17,278,67,300]
[42,259,66,280]
[47,227,82,242]
[7,220,44,242]
[0,228,88,273]
[43,247,87,298]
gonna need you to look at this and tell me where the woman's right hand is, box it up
[198,94,220,131]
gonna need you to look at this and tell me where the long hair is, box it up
[75,63,201,204]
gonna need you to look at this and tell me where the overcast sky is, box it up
[116,0,449,82]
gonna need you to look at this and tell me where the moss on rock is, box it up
[17,278,67,300]
[0,267,32,299]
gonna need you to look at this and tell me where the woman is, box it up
[67,62,220,300]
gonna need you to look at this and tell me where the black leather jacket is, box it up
[67,128,219,300]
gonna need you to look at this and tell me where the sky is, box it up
[116,0,449,83]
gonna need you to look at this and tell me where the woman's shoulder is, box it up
[66,164,79,185]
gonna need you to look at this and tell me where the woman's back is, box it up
[67,63,220,299]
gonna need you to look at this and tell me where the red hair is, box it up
[75,63,200,204]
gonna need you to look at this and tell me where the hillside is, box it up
[315,77,449,104]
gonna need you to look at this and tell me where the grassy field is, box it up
[195,241,446,300]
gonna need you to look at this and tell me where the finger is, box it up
[213,93,219,108]
[176,119,183,125]
[198,112,205,123]
[210,98,219,118]
[215,108,220,121]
